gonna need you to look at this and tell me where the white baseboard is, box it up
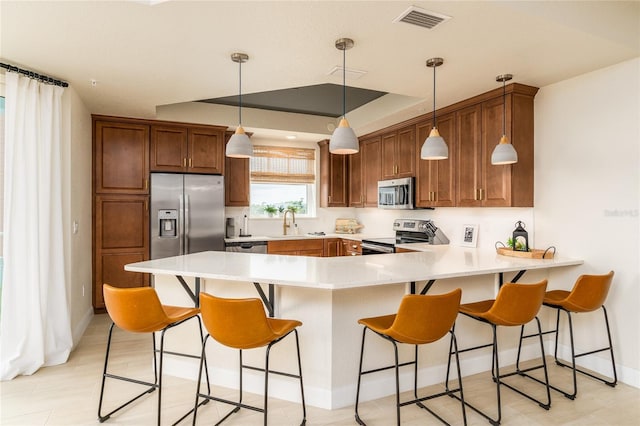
[552,342,640,389]
[72,306,94,350]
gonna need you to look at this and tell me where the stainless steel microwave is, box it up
[378,177,414,209]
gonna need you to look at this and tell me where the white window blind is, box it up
[250,145,315,183]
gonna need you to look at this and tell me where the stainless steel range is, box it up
[361,219,449,255]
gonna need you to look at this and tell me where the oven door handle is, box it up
[361,242,395,253]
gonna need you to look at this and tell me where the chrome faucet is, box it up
[283,209,296,235]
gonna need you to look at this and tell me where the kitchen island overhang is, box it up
[124,246,583,410]
[125,246,582,291]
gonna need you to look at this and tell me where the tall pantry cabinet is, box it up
[92,115,227,312]
[93,118,150,311]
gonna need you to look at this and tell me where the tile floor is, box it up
[1,313,638,425]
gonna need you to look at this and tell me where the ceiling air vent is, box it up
[393,6,451,29]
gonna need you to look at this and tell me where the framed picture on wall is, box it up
[461,224,478,247]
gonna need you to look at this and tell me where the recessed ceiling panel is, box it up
[198,83,387,118]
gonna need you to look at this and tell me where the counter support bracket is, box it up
[176,275,200,307]
[253,282,275,317]
[410,280,436,295]
[499,270,527,286]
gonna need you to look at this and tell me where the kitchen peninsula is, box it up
[126,246,582,410]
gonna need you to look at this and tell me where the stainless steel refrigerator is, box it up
[150,173,225,259]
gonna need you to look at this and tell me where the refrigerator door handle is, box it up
[185,194,190,253]
[179,194,185,255]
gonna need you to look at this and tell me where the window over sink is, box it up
[249,145,316,218]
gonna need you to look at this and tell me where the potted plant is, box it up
[263,205,278,217]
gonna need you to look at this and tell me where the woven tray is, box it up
[496,246,555,259]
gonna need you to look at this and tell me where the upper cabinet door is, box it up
[396,126,416,178]
[150,125,225,174]
[150,125,188,172]
[188,127,225,174]
[318,140,349,207]
[455,104,483,207]
[348,149,363,207]
[94,120,149,194]
[415,113,456,207]
[224,131,250,206]
[481,96,512,207]
[361,136,382,207]
[381,126,415,180]
[381,132,397,179]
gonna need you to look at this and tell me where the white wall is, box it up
[61,86,93,345]
[534,57,640,387]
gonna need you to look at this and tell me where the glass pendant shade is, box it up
[330,118,359,154]
[491,135,518,165]
[421,127,449,160]
[226,125,252,158]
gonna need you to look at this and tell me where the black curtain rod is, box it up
[0,62,68,88]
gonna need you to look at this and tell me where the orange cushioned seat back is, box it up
[485,280,547,326]
[103,284,171,333]
[200,292,276,349]
[563,271,614,313]
[387,288,462,345]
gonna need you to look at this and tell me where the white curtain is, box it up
[0,72,72,380]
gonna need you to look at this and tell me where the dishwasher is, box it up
[225,240,268,254]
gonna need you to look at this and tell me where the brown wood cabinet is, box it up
[318,140,349,207]
[267,239,324,257]
[395,247,416,253]
[381,126,415,179]
[455,90,535,207]
[415,113,456,207]
[93,194,149,310]
[150,124,225,174]
[361,136,382,207]
[93,115,229,312]
[359,83,537,208]
[348,149,363,207]
[224,131,250,206]
[323,238,341,257]
[341,239,362,256]
[94,119,149,194]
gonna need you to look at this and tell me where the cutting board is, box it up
[335,218,363,234]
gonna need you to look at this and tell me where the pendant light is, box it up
[421,57,448,160]
[225,52,253,158]
[329,38,359,155]
[491,74,518,165]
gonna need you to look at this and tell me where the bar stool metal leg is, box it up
[193,293,306,426]
[517,305,617,400]
[98,324,158,423]
[355,290,465,426]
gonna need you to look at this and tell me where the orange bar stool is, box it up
[98,284,210,425]
[517,271,616,400]
[354,289,466,426]
[193,293,306,425]
[448,280,550,426]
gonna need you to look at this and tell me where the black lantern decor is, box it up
[512,221,529,252]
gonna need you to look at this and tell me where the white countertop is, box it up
[125,246,583,290]
[224,233,366,243]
